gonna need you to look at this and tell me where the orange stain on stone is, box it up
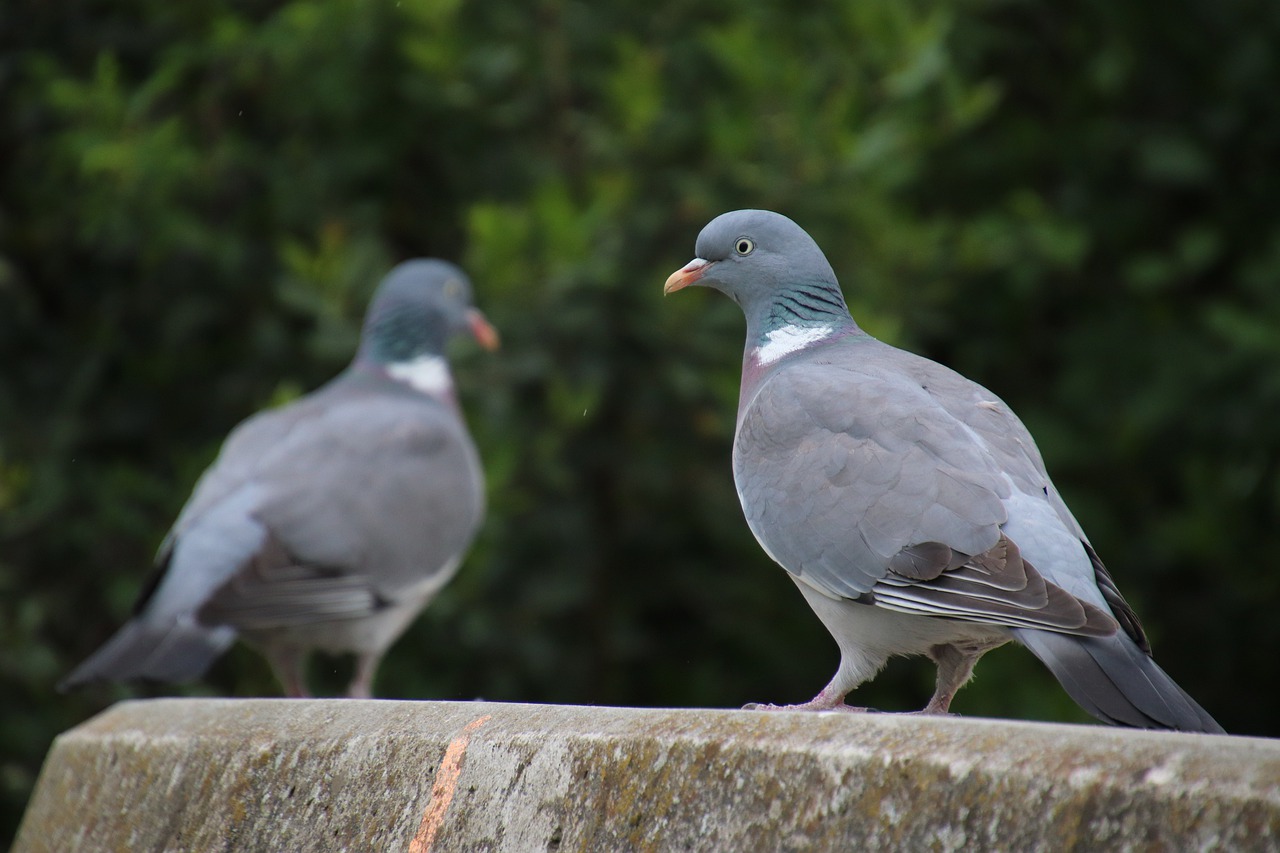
[408,714,492,853]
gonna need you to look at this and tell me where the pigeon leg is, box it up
[918,640,1006,715]
[266,646,311,698]
[347,651,382,699]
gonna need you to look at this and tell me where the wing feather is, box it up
[734,341,1119,639]
[163,382,482,629]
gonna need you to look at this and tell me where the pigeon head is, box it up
[664,210,842,304]
[358,259,499,366]
[665,210,857,366]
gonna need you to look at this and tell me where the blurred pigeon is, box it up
[62,259,497,698]
[665,209,1223,733]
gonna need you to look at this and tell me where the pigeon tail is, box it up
[1013,628,1224,734]
[59,618,236,691]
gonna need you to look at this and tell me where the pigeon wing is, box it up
[734,346,1116,637]
[196,387,484,629]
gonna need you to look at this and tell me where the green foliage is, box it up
[4,0,1280,841]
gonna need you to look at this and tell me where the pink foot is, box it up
[743,701,871,713]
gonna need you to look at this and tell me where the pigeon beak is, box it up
[664,258,712,295]
[466,308,500,351]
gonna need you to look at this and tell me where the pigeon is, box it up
[62,259,497,698]
[665,209,1223,733]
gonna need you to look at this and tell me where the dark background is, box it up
[3,0,1279,842]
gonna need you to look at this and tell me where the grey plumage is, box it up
[665,209,1223,733]
[62,259,497,698]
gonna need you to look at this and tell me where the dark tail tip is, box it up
[59,619,236,692]
[1014,628,1224,734]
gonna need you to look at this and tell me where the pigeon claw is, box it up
[743,701,872,713]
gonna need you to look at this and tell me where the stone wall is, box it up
[14,699,1279,851]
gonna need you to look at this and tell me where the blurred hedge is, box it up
[3,0,1279,841]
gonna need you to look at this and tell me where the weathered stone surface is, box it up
[13,699,1279,852]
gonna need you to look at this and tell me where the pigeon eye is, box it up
[444,279,463,299]
[735,238,755,256]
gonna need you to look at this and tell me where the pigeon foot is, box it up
[742,700,871,713]
[905,707,957,717]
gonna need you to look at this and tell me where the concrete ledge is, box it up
[14,699,1279,852]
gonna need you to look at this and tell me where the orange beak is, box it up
[467,308,500,350]
[663,258,712,295]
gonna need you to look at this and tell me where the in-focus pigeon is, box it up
[665,209,1223,733]
[62,259,497,698]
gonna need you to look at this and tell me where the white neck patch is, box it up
[755,324,834,366]
[386,355,453,396]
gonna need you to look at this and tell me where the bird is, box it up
[664,209,1223,733]
[61,258,498,698]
